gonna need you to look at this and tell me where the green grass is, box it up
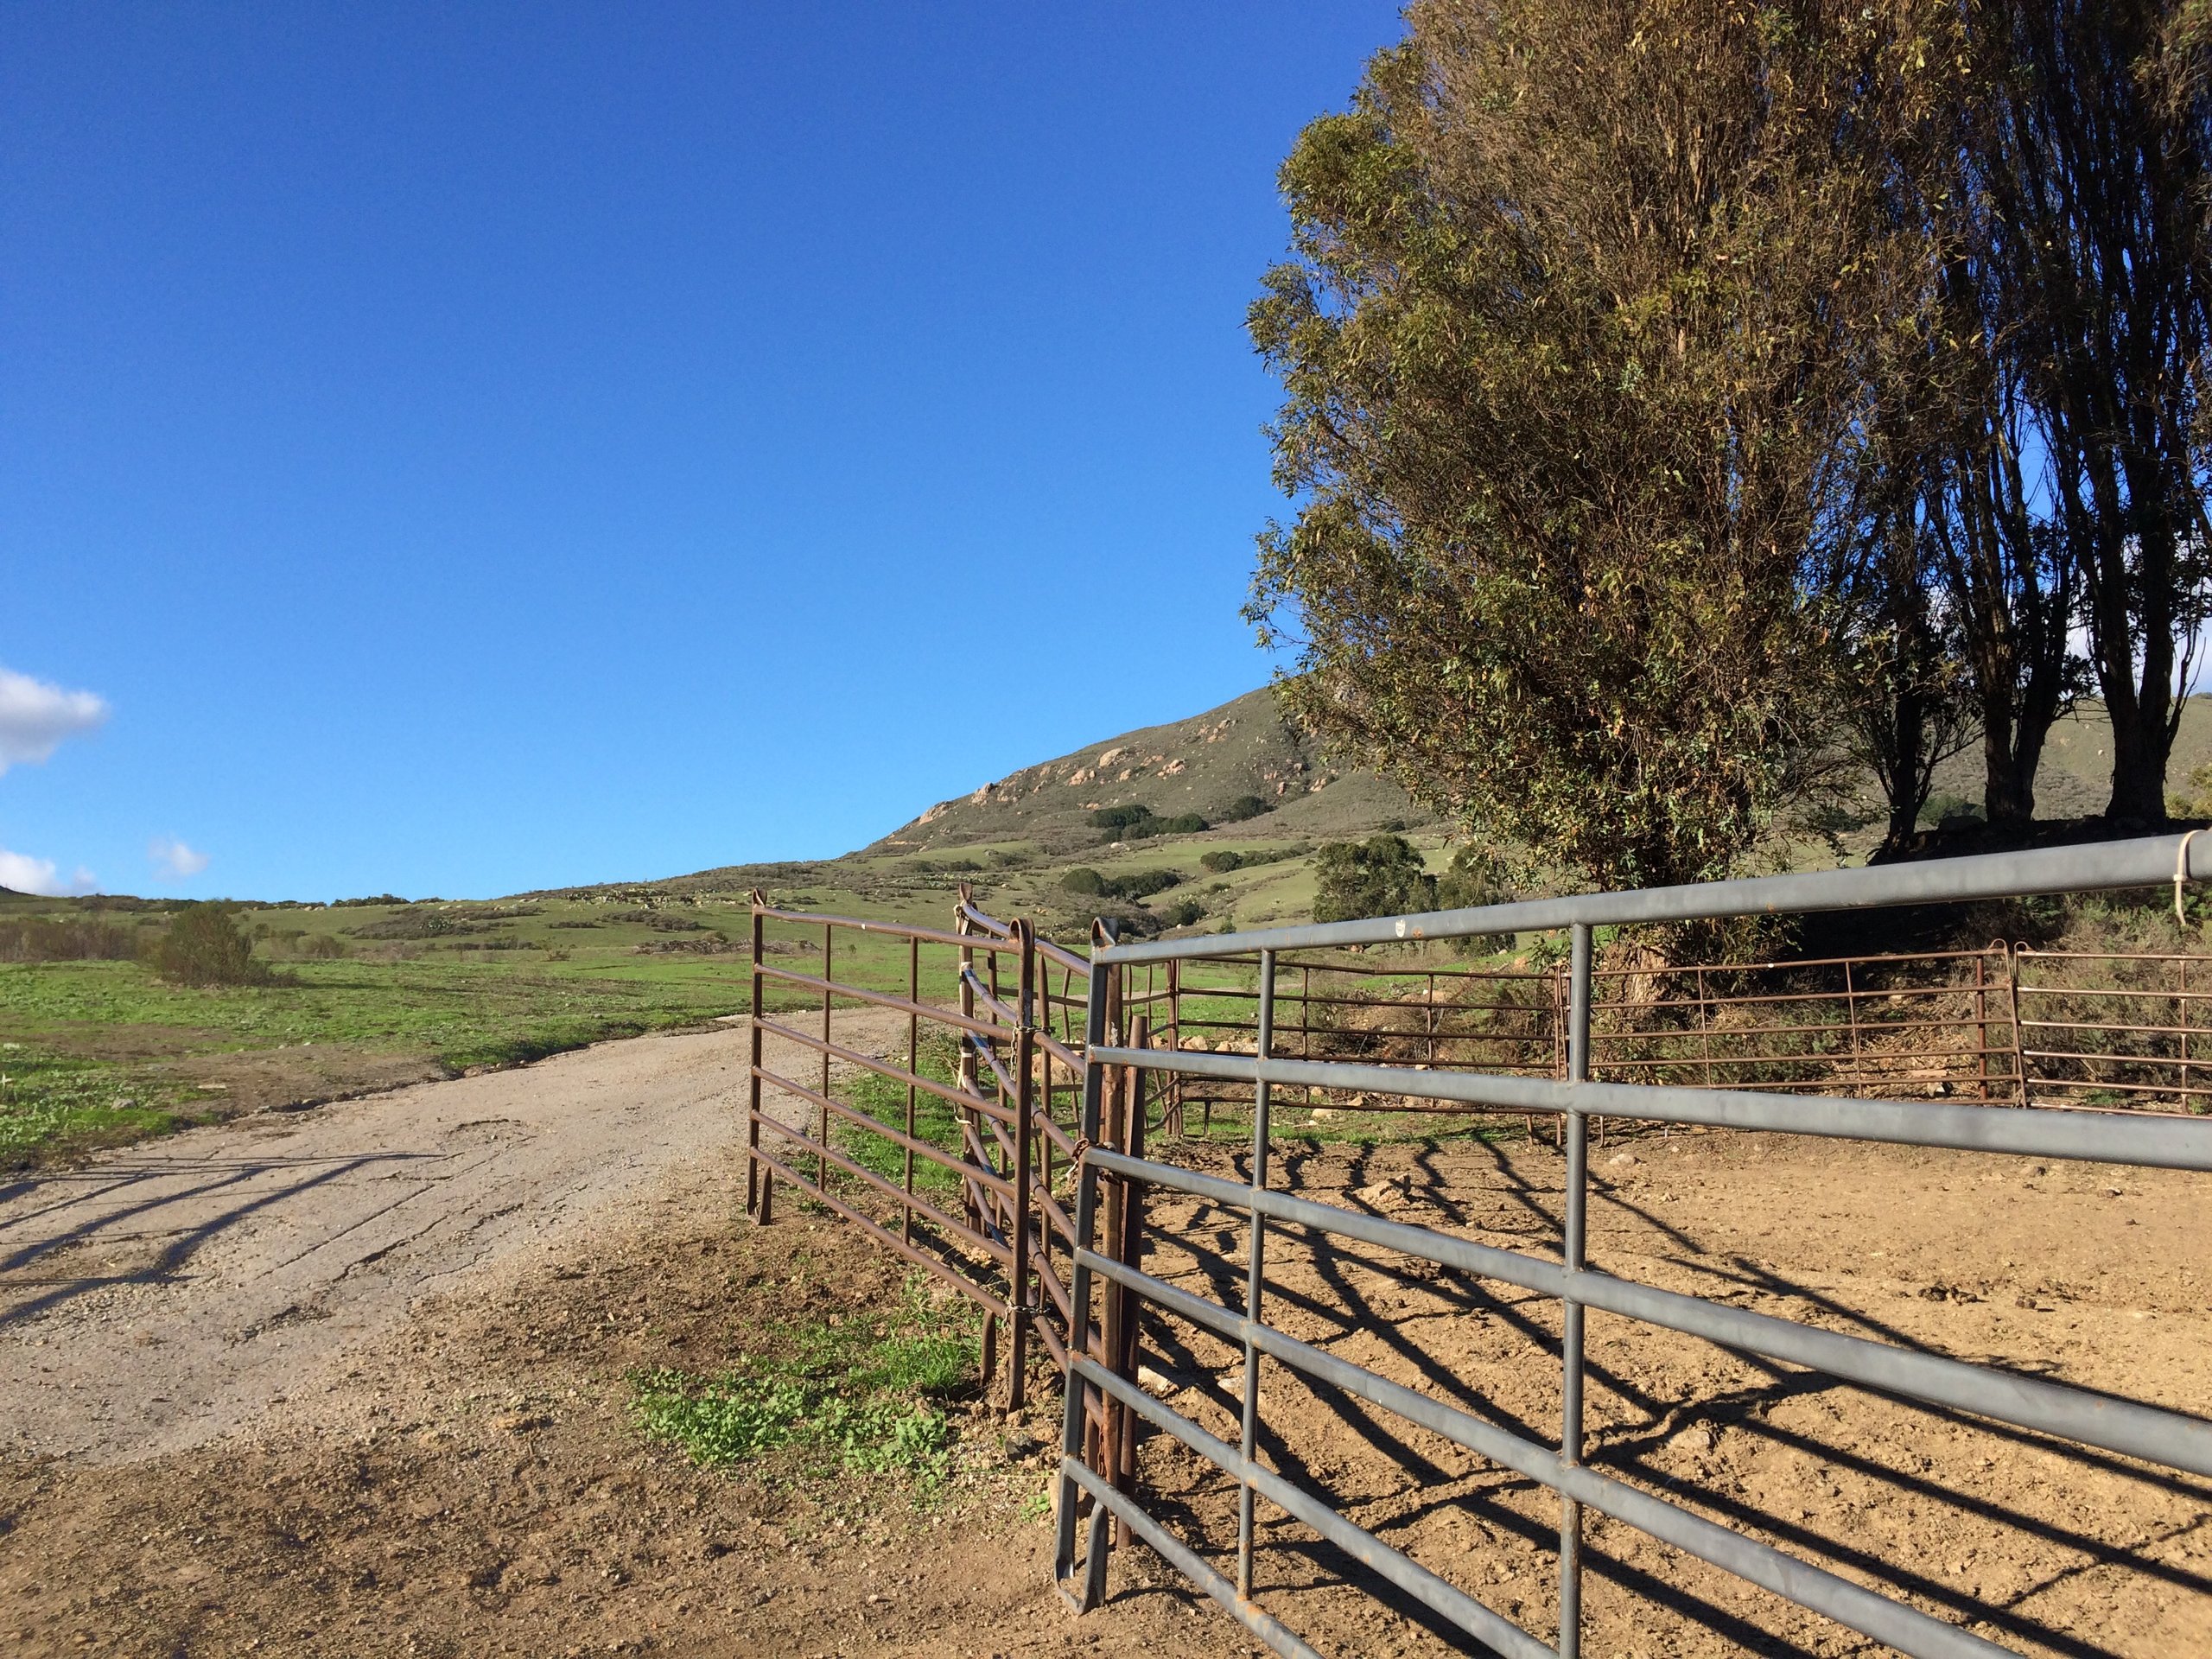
[631,1276,978,1493]
[0,1042,179,1154]
[0,922,755,1160]
[831,1029,969,1194]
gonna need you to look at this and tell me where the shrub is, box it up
[1917,791,1984,831]
[1143,812,1210,837]
[144,905,276,987]
[1167,898,1206,927]
[1312,835,1436,925]
[1115,868,1182,900]
[1220,794,1272,822]
[1200,850,1244,874]
[2170,761,2212,820]
[0,918,141,963]
[1434,846,1514,956]
[1089,804,1155,834]
[1061,867,1181,902]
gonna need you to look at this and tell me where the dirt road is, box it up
[0,1009,906,1464]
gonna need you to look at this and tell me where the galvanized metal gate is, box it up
[1049,835,2212,1659]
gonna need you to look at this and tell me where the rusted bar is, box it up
[906,933,918,1247]
[755,962,1004,1040]
[959,899,1016,938]
[819,922,833,1192]
[752,904,1016,952]
[754,1017,1019,1122]
[749,893,767,1221]
[1010,918,1036,1411]
[753,1111,1014,1262]
[1114,1015,1150,1501]
[750,1141,1005,1311]
[753,1068,1018,1198]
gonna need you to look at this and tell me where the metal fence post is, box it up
[1010,919,1036,1412]
[1054,926,1116,1614]
[819,920,834,1193]
[1236,947,1278,1598]
[748,892,767,1223]
[1114,1015,1150,1498]
[1559,922,1592,1658]
[905,933,918,1245]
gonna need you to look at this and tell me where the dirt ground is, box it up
[0,1011,904,1464]
[1,1016,2207,1657]
[1106,1126,2212,1658]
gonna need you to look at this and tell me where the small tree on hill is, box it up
[1313,835,1437,924]
[145,904,275,988]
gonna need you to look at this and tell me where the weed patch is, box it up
[631,1277,977,1493]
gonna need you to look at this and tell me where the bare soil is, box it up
[1111,1128,2212,1657]
[0,1018,2206,1658]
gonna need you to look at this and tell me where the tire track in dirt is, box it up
[0,1007,907,1464]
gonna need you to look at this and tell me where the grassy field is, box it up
[0,890,766,1163]
[11,684,2208,1168]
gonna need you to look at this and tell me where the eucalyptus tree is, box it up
[1249,0,1959,890]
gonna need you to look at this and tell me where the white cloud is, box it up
[149,837,211,880]
[0,667,109,774]
[0,848,99,897]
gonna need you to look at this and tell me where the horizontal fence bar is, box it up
[756,1015,1019,1125]
[754,1065,1016,1203]
[754,905,1018,953]
[750,1142,1004,1313]
[755,1108,1013,1262]
[1058,1458,1327,1659]
[1093,1047,2212,1171]
[1084,1150,2212,1480]
[1096,834,2212,962]
[1071,1357,1556,1659]
[756,963,1001,1040]
[1077,1248,2007,1659]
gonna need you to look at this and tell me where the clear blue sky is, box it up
[1,3,1402,901]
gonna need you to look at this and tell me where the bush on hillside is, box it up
[1199,850,1244,873]
[144,904,276,987]
[0,918,143,963]
[1313,835,1436,925]
[1088,804,1209,842]
[1433,846,1515,956]
[1220,795,1273,822]
[1060,867,1183,903]
[1089,804,1155,834]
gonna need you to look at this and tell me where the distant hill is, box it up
[641,687,2212,938]
[864,686,1432,857]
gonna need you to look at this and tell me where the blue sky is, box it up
[1,3,1402,900]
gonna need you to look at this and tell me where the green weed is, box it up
[631,1278,977,1494]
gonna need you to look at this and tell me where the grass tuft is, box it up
[631,1276,977,1493]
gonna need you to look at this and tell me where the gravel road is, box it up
[0,1008,908,1464]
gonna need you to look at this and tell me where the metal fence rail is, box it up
[1052,832,2212,1659]
[747,896,1084,1404]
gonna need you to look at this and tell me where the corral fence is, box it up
[745,842,2212,1656]
[1159,943,2212,1128]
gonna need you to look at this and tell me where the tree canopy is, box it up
[1253,0,2212,883]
